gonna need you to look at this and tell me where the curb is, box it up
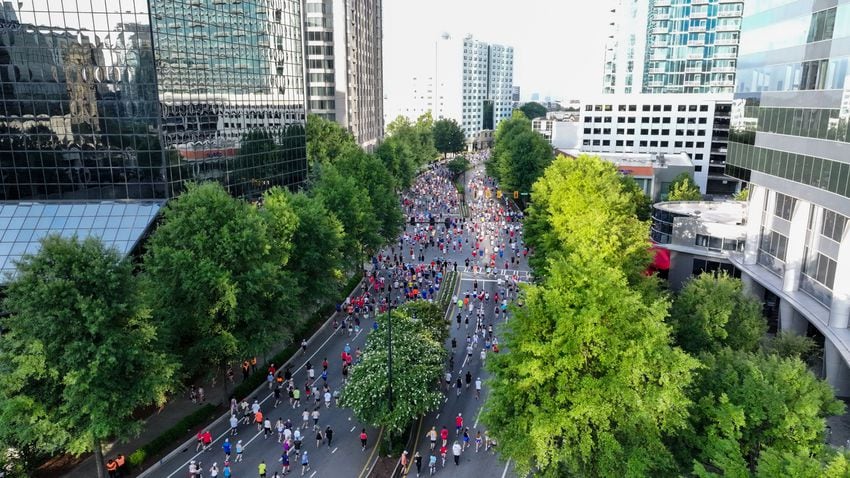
[137,278,367,478]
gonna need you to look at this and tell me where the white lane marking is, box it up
[332,447,338,454]
[350,426,356,432]
[501,459,511,478]
[243,429,265,448]
[461,355,469,369]
[310,471,317,478]
[474,407,483,429]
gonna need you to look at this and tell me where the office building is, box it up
[532,117,581,150]
[603,0,744,94]
[303,0,384,149]
[579,95,735,194]
[726,0,850,395]
[0,0,307,277]
[434,34,514,140]
[650,200,746,288]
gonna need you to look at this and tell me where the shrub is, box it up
[127,403,217,469]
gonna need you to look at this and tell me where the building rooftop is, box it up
[0,200,164,281]
[557,150,692,168]
[654,200,746,225]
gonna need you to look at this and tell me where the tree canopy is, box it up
[482,254,698,477]
[0,236,175,477]
[489,111,553,199]
[433,118,466,157]
[668,172,703,201]
[518,101,548,120]
[306,113,358,168]
[340,308,444,433]
[668,272,767,355]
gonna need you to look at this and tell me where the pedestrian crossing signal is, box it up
[513,191,519,199]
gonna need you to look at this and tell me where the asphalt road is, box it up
[143,159,526,478]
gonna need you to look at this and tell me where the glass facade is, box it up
[0,0,307,202]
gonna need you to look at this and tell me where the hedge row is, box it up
[127,403,217,468]
[127,273,363,471]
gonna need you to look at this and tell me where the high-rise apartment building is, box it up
[603,0,744,95]
[394,34,513,141]
[0,0,307,276]
[726,1,850,395]
[303,0,383,149]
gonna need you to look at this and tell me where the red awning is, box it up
[650,246,670,271]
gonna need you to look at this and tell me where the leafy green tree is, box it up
[677,349,843,476]
[482,254,699,477]
[669,272,767,354]
[398,301,449,346]
[233,129,278,196]
[335,148,404,245]
[142,182,295,377]
[491,112,553,198]
[0,236,175,478]
[667,172,702,201]
[433,118,466,157]
[287,191,346,306]
[413,112,438,164]
[735,187,750,202]
[375,135,416,189]
[306,113,358,167]
[339,309,444,434]
[446,156,470,177]
[761,331,817,362]
[619,174,652,221]
[523,154,653,281]
[312,163,382,265]
[518,101,548,120]
[755,447,850,478]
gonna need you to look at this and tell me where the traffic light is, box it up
[513,191,519,199]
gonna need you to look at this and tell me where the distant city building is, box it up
[512,86,521,102]
[650,201,746,288]
[726,0,850,396]
[0,0,307,277]
[579,95,736,195]
[434,33,514,139]
[303,0,383,149]
[603,0,743,94]
[530,92,540,101]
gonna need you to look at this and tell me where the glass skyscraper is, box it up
[0,0,307,202]
[727,0,850,396]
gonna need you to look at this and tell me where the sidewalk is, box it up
[59,279,367,478]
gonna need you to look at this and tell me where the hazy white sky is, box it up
[383,0,615,103]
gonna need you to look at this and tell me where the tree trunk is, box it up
[93,438,106,478]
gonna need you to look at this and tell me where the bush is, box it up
[127,403,217,468]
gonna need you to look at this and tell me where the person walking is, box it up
[475,377,482,400]
[326,425,334,448]
[300,451,310,476]
[414,451,422,477]
[452,441,462,466]
[258,460,267,478]
[359,428,368,451]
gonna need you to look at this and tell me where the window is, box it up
[627,128,635,134]
[760,229,789,261]
[653,105,661,111]
[698,117,707,124]
[663,117,671,124]
[663,105,672,111]
[603,128,611,134]
[641,129,649,135]
[585,105,593,111]
[803,252,837,288]
[695,165,703,172]
[643,105,651,111]
[696,142,705,147]
[651,129,659,135]
[618,105,627,111]
[616,128,625,134]
[689,105,698,112]
[627,117,636,123]
[602,140,611,146]
[678,105,687,112]
[821,209,847,241]
[699,105,709,112]
[807,7,837,43]
[661,141,669,147]
[640,140,648,147]
[583,128,592,134]
[592,139,601,146]
[650,140,658,147]
[626,140,634,146]
[629,105,637,111]
[662,129,670,135]
[774,193,796,220]
[675,141,683,147]
[616,140,624,146]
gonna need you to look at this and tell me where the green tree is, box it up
[755,447,850,478]
[375,135,416,189]
[619,174,652,221]
[335,148,404,245]
[669,272,767,355]
[734,187,750,202]
[518,101,548,120]
[312,163,382,265]
[667,172,702,201]
[523,154,653,281]
[306,114,358,168]
[492,113,553,198]
[413,112,438,164]
[287,191,346,306]
[761,331,817,362]
[0,236,175,478]
[433,118,466,157]
[234,129,278,196]
[446,156,470,177]
[142,182,294,377]
[482,255,698,477]
[677,349,843,476]
[339,309,444,434]
[398,301,449,346]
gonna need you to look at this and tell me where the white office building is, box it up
[579,94,737,195]
[303,0,383,149]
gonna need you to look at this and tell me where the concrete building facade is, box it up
[726,0,850,396]
[303,0,383,149]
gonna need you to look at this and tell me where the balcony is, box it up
[654,13,670,20]
[712,66,735,73]
[715,37,739,45]
[715,51,737,59]
[716,24,739,32]
[648,67,666,74]
[690,25,706,32]
[692,0,709,4]
[652,27,669,34]
[652,53,669,61]
[685,67,704,73]
[711,79,734,87]
[685,80,702,86]
[719,10,742,17]
[653,41,669,48]
[655,0,671,5]
[687,53,705,60]
[691,11,708,19]
[688,39,705,46]
[647,80,665,87]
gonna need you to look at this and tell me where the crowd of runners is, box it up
[182,151,527,478]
